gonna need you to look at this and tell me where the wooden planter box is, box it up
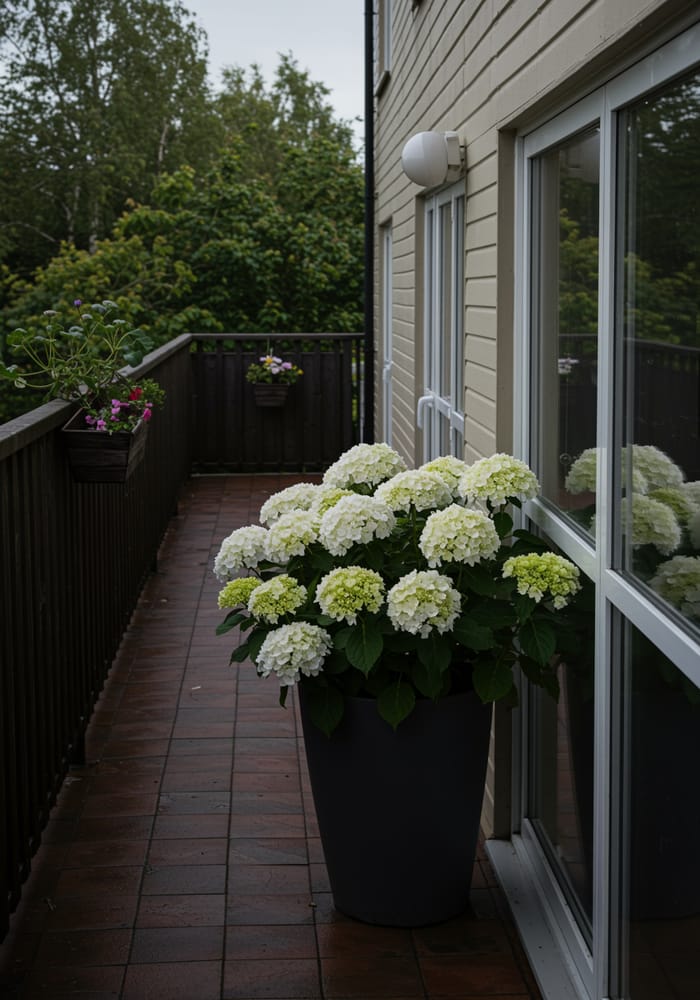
[251,383,290,407]
[61,411,148,483]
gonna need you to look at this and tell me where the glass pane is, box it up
[620,623,700,999]
[453,195,465,413]
[529,582,596,935]
[619,70,700,631]
[439,201,452,398]
[532,128,600,529]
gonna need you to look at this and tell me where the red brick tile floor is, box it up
[0,475,542,1000]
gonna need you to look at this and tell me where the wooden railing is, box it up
[0,336,193,938]
[0,330,363,939]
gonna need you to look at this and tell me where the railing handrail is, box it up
[190,332,362,342]
[0,333,194,461]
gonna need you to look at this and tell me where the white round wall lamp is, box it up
[400,130,463,187]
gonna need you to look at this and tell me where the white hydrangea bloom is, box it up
[248,574,307,623]
[213,525,269,581]
[265,510,320,564]
[374,469,452,513]
[627,444,684,490]
[308,484,355,516]
[623,494,681,556]
[315,566,385,624]
[318,494,396,556]
[386,569,461,638]
[649,555,700,621]
[256,622,332,685]
[259,483,321,525]
[419,505,501,567]
[682,481,700,507]
[565,448,599,495]
[648,487,698,525]
[689,509,700,550]
[322,442,407,489]
[458,453,539,506]
[419,456,469,498]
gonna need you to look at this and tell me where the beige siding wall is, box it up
[374,0,697,837]
[374,0,694,468]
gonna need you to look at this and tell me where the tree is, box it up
[0,0,220,279]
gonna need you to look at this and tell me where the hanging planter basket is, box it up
[61,410,148,483]
[251,383,290,408]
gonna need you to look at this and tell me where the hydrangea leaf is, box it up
[345,621,384,675]
[519,619,556,666]
[302,684,345,737]
[377,678,416,730]
[452,617,496,651]
[472,659,514,702]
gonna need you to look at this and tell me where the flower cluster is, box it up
[215,444,585,734]
[246,352,303,385]
[502,553,581,609]
[649,555,700,621]
[565,443,700,628]
[83,378,163,433]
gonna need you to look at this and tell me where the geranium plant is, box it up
[0,299,164,432]
[245,351,303,385]
[214,443,586,735]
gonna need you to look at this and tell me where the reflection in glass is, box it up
[529,584,596,936]
[531,127,600,527]
[621,623,700,999]
[619,70,700,631]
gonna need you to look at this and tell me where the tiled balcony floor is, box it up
[0,475,542,1000]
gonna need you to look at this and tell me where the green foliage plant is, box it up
[214,444,586,735]
[0,299,164,432]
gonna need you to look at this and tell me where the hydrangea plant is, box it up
[214,444,586,734]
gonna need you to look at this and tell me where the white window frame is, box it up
[418,182,465,461]
[501,21,700,1000]
[381,223,394,445]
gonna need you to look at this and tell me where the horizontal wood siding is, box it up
[374,0,681,465]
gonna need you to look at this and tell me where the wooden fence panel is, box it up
[190,334,363,473]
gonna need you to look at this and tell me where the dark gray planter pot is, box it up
[299,687,492,927]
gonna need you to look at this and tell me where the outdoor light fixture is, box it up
[401,130,463,187]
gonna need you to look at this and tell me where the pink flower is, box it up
[84,414,95,426]
[96,419,107,430]
[142,407,152,422]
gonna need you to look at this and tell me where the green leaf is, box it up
[453,616,496,651]
[230,641,251,663]
[247,628,268,662]
[377,679,416,730]
[303,683,345,737]
[493,510,513,539]
[416,633,451,673]
[411,659,444,700]
[519,619,556,666]
[473,659,514,702]
[215,611,248,635]
[345,620,384,675]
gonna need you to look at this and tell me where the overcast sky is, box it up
[186,0,366,145]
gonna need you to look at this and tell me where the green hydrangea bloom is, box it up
[248,574,307,623]
[315,566,385,624]
[502,552,581,608]
[218,577,263,609]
